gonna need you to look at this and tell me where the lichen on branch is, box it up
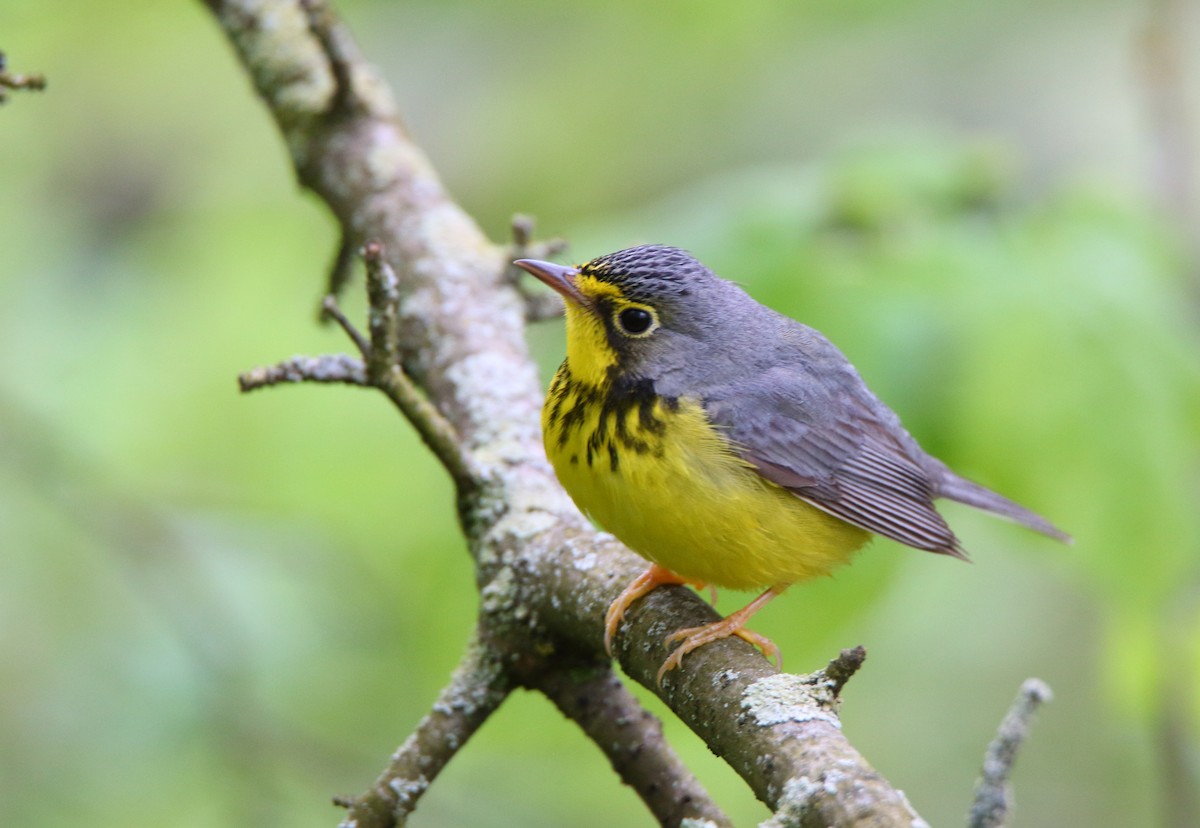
[203,1,1003,825]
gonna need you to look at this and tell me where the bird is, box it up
[514,245,1069,683]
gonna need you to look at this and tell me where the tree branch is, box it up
[238,353,365,391]
[528,657,732,827]
[319,228,356,310]
[0,51,47,103]
[334,630,512,828]
[203,0,936,823]
[968,678,1053,828]
[313,246,480,494]
[243,255,478,493]
[320,295,371,357]
[508,213,568,322]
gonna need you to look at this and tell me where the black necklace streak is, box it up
[545,362,679,473]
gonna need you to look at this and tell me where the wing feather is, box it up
[703,360,968,558]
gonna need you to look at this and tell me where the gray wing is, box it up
[703,361,970,559]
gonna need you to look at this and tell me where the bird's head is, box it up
[515,244,744,389]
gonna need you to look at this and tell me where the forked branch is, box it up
[206,0,967,824]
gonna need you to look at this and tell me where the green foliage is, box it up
[2,1,1196,827]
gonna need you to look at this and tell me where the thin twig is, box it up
[508,213,568,262]
[968,678,1053,828]
[320,229,357,311]
[299,0,362,115]
[335,631,512,828]
[0,51,47,103]
[319,291,477,494]
[507,213,568,322]
[321,295,370,358]
[373,362,479,493]
[238,353,366,392]
[362,240,401,382]
[321,285,478,494]
[517,285,566,323]
[510,213,535,249]
[531,660,733,828]
[822,645,868,697]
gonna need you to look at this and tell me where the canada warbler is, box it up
[515,245,1069,681]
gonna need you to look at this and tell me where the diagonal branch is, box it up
[320,295,371,358]
[334,630,513,828]
[244,248,478,493]
[316,245,480,494]
[203,0,936,824]
[968,678,1053,828]
[319,228,357,309]
[528,657,732,827]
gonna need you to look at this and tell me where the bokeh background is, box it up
[3,1,1199,825]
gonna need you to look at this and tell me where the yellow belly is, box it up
[543,376,870,591]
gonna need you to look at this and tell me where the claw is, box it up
[604,564,696,656]
[654,586,785,685]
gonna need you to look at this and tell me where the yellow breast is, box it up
[543,365,870,591]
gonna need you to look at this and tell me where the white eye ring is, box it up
[614,306,658,337]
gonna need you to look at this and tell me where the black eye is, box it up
[617,307,654,335]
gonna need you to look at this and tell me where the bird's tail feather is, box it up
[935,469,1072,544]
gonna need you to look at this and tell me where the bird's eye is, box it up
[616,306,656,336]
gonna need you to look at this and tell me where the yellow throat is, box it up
[541,274,870,592]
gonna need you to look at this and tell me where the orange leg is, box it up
[604,564,708,656]
[656,586,785,685]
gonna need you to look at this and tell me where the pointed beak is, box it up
[513,258,587,307]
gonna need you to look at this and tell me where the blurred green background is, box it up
[2,0,1198,826]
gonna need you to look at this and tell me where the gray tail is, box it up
[934,467,1072,544]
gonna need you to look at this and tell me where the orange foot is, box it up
[604,564,708,656]
[656,586,784,685]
